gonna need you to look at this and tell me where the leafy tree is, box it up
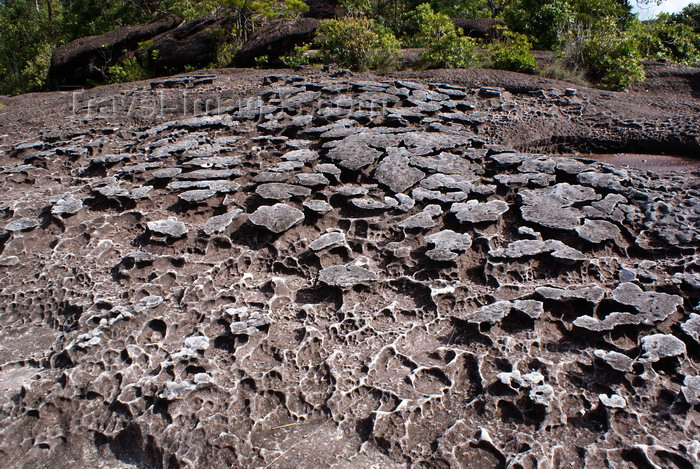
[315,17,400,70]
[59,0,148,39]
[634,14,700,65]
[0,0,50,93]
[487,25,537,73]
[669,3,700,34]
[550,16,645,90]
[423,0,505,18]
[584,20,645,90]
[340,0,408,32]
[411,3,478,68]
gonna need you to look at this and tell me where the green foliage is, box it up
[670,3,700,34]
[486,27,537,73]
[340,0,409,32]
[212,40,239,68]
[138,39,155,50]
[166,0,307,21]
[552,19,644,90]
[634,15,700,65]
[0,0,686,95]
[425,0,501,18]
[22,42,54,90]
[315,18,400,71]
[107,56,150,83]
[502,0,632,50]
[281,44,311,68]
[584,28,644,90]
[0,0,55,94]
[254,54,269,68]
[411,3,478,69]
[503,0,575,50]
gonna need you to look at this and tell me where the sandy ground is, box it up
[557,153,700,173]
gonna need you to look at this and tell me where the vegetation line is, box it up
[0,0,698,94]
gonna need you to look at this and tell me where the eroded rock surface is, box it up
[0,73,699,469]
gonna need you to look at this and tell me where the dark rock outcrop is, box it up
[303,0,342,19]
[49,14,182,86]
[452,18,505,40]
[236,18,320,66]
[148,16,234,72]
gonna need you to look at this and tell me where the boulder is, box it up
[49,14,182,86]
[451,18,506,40]
[452,18,506,40]
[149,16,234,71]
[236,18,320,66]
[302,0,342,19]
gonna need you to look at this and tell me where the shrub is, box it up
[281,44,311,68]
[553,19,644,90]
[544,19,645,91]
[254,55,270,68]
[21,42,54,91]
[212,41,240,68]
[583,20,645,90]
[487,27,537,73]
[314,18,400,71]
[502,0,576,50]
[411,3,478,69]
[634,16,700,65]
[0,0,52,94]
[107,56,150,83]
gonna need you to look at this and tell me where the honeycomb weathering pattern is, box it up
[0,74,699,468]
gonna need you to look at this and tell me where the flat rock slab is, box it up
[256,183,312,200]
[411,153,481,176]
[420,173,477,192]
[178,189,217,203]
[326,144,382,171]
[167,180,241,192]
[303,200,333,213]
[398,204,442,230]
[425,230,472,261]
[682,376,700,405]
[536,285,606,304]
[52,196,83,216]
[177,169,240,180]
[451,200,509,224]
[5,218,39,232]
[204,210,243,235]
[682,314,700,344]
[351,198,387,210]
[574,312,645,331]
[248,203,304,233]
[594,350,634,372]
[576,219,623,243]
[148,219,189,238]
[319,264,378,288]
[489,239,586,262]
[309,231,347,251]
[611,282,683,322]
[295,173,330,187]
[641,334,686,362]
[374,154,425,193]
[465,299,544,325]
